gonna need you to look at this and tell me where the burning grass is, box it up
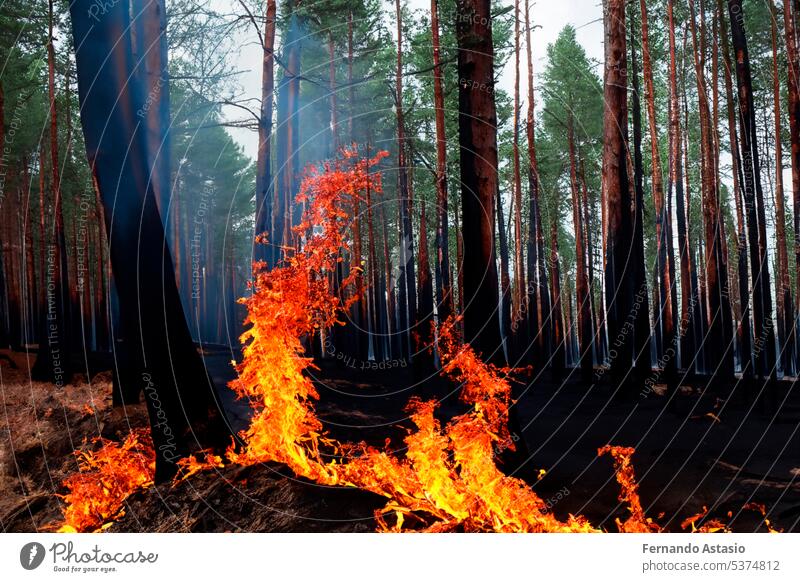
[56,428,155,532]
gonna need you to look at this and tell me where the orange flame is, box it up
[56,428,155,532]
[597,445,660,532]
[225,150,597,531]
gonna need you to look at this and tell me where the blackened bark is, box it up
[728,0,777,381]
[69,0,234,481]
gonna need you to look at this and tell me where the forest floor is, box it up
[1,347,799,532]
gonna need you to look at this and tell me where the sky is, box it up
[220,0,606,159]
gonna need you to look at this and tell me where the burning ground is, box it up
[2,354,798,532]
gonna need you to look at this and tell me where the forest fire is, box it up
[52,153,772,534]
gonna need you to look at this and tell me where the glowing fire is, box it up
[56,428,155,532]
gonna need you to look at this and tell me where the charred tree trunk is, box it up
[783,0,800,372]
[416,200,435,368]
[640,0,677,384]
[394,0,416,361]
[717,0,753,378]
[771,3,795,376]
[568,116,592,381]
[455,0,503,362]
[628,9,652,379]
[604,0,637,389]
[668,0,695,372]
[689,0,734,382]
[728,0,777,382]
[497,185,512,361]
[69,0,234,481]
[457,0,531,474]
[549,220,565,376]
[511,0,525,337]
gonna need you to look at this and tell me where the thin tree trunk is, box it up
[771,2,795,375]
[783,0,800,371]
[511,0,525,329]
[550,220,565,375]
[33,0,71,384]
[417,200,435,366]
[669,0,694,371]
[394,0,415,360]
[640,0,676,382]
[254,0,276,266]
[524,0,550,366]
[628,6,652,378]
[568,116,592,380]
[431,0,450,328]
[497,184,512,360]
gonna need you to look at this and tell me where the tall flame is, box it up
[225,150,598,531]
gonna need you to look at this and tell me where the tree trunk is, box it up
[688,0,734,381]
[719,0,751,377]
[32,0,71,384]
[69,0,234,481]
[524,0,550,367]
[455,0,503,361]
[771,2,795,375]
[550,220,565,375]
[568,116,592,381]
[274,6,301,261]
[640,0,676,383]
[511,0,525,331]
[254,0,276,266]
[394,0,416,361]
[628,7,652,379]
[728,0,777,382]
[431,0,451,326]
[604,0,637,388]
[416,200,435,367]
[783,0,800,371]
[497,184,512,361]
